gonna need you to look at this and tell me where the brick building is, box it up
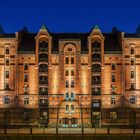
[0,25,140,127]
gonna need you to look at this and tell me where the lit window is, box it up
[24,97,29,105]
[131,71,134,78]
[130,48,134,54]
[71,80,74,88]
[66,57,69,64]
[112,74,116,82]
[24,74,28,82]
[5,59,9,65]
[71,105,74,111]
[111,63,116,70]
[66,92,69,100]
[66,105,69,112]
[65,80,69,88]
[129,96,136,104]
[111,84,116,93]
[111,97,116,105]
[66,69,69,76]
[4,96,10,104]
[71,92,74,100]
[24,63,28,70]
[71,57,74,64]
[6,71,9,78]
[110,112,117,121]
[5,48,9,54]
[71,69,74,76]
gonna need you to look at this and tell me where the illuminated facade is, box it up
[0,25,140,127]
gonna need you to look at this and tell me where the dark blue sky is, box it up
[0,0,140,33]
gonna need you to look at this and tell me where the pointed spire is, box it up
[41,24,47,30]
[94,25,100,30]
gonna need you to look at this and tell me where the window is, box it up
[92,75,101,84]
[130,83,135,90]
[6,48,9,54]
[65,80,69,88]
[66,92,69,100]
[131,71,134,78]
[39,75,48,84]
[4,96,10,104]
[93,102,100,107]
[5,59,9,65]
[71,80,74,88]
[131,59,134,65]
[111,84,116,93]
[92,87,101,95]
[91,53,101,62]
[110,112,117,121]
[71,92,74,100]
[24,74,28,82]
[6,71,9,78]
[129,96,136,104]
[71,57,74,64]
[66,69,69,76]
[92,64,101,72]
[66,105,69,112]
[111,63,116,70]
[92,41,101,52]
[112,74,116,82]
[71,105,74,111]
[66,57,69,64]
[111,97,116,105]
[24,63,28,70]
[5,83,10,90]
[23,84,29,93]
[24,97,29,105]
[130,48,134,54]
[71,69,74,76]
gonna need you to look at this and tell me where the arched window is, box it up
[92,41,101,52]
[111,63,116,70]
[92,75,101,84]
[39,41,48,52]
[39,75,48,84]
[91,64,101,72]
[92,87,101,95]
[39,87,48,95]
[39,98,48,106]
[71,105,74,111]
[130,48,134,54]
[66,105,69,112]
[91,53,101,62]
[39,53,48,62]
[39,64,48,72]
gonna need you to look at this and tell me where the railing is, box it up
[0,127,140,135]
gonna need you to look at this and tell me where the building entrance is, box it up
[62,117,78,127]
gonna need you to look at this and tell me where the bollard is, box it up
[4,128,7,134]
[107,127,110,135]
[30,127,32,134]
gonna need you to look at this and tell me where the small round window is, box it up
[68,48,72,51]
